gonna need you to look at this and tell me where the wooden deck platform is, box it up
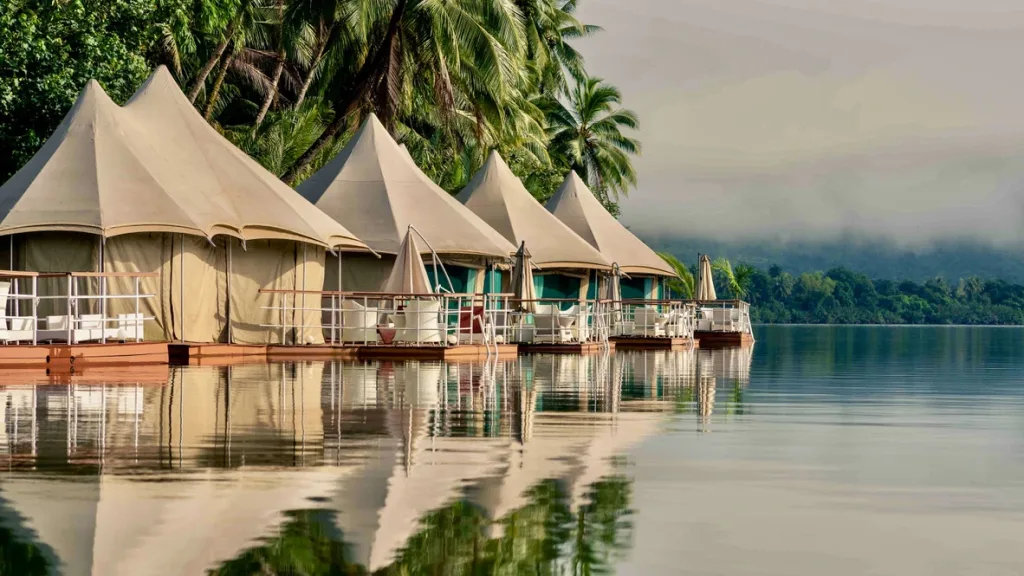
[354,343,518,360]
[175,342,518,363]
[0,342,168,368]
[610,336,698,351]
[517,341,613,355]
[168,343,268,365]
[693,331,755,348]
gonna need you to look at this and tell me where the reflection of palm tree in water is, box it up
[206,475,635,576]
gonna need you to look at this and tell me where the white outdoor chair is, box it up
[396,299,443,344]
[533,304,574,343]
[631,307,668,337]
[114,313,144,341]
[340,300,381,343]
[712,308,737,332]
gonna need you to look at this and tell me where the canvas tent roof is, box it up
[124,66,367,250]
[456,152,611,270]
[545,172,675,276]
[0,81,232,239]
[297,114,515,258]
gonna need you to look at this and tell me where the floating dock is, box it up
[516,341,613,355]
[0,342,168,369]
[693,331,754,348]
[610,336,697,351]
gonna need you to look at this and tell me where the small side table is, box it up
[377,325,397,344]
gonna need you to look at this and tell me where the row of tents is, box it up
[0,66,679,345]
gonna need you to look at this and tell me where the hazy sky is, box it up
[575,0,1024,245]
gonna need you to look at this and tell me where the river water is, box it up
[2,326,1024,575]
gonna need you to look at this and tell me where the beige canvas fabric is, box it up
[104,233,176,341]
[545,172,675,277]
[124,67,367,251]
[298,114,515,258]
[326,253,395,292]
[697,254,717,301]
[380,229,431,294]
[0,82,227,240]
[457,152,610,270]
[20,232,98,318]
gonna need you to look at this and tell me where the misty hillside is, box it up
[644,236,1024,282]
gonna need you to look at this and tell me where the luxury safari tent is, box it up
[297,114,516,295]
[457,151,612,344]
[545,171,675,298]
[0,68,367,346]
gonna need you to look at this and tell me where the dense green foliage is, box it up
[0,0,163,176]
[0,0,639,214]
[699,261,1024,325]
[650,236,1024,284]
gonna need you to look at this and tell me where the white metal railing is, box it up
[258,290,514,356]
[613,299,697,340]
[0,271,157,345]
[501,298,610,347]
[690,300,754,336]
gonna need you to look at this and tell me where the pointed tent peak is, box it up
[546,171,675,277]
[457,152,610,270]
[126,65,185,106]
[298,111,515,258]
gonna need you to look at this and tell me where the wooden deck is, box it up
[693,331,755,348]
[517,341,613,355]
[176,342,518,362]
[167,343,268,365]
[610,336,698,351]
[0,342,168,368]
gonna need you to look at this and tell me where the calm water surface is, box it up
[2,326,1024,575]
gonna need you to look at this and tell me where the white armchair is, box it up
[396,299,443,343]
[631,307,667,337]
[341,300,381,343]
[534,304,575,343]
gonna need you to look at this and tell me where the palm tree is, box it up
[517,0,602,96]
[546,76,640,202]
[658,252,695,299]
[712,258,755,299]
[281,0,526,184]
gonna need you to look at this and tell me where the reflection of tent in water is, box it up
[329,361,503,571]
[0,469,341,576]
[700,346,754,385]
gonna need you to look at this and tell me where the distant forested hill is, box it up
[643,235,1024,283]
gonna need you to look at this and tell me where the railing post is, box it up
[31,276,37,346]
[135,277,141,341]
[66,274,73,344]
[100,275,107,344]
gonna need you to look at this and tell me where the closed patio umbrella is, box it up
[379,227,431,294]
[511,241,536,313]
[697,254,717,301]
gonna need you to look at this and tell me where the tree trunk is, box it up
[282,0,408,184]
[204,49,234,120]
[187,18,238,103]
[294,46,325,109]
[254,0,286,129]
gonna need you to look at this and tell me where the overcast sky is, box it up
[575,0,1024,246]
